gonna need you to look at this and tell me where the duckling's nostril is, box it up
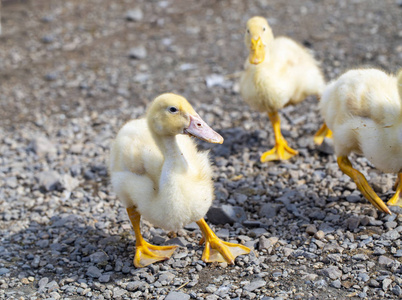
[197,123,202,127]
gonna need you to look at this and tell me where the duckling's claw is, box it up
[134,242,177,268]
[387,173,402,207]
[196,219,250,264]
[313,123,333,145]
[260,140,298,162]
[337,156,391,214]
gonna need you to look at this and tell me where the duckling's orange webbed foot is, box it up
[134,241,177,268]
[127,206,178,268]
[313,122,333,145]
[337,156,391,214]
[387,173,402,207]
[261,111,298,162]
[260,139,298,162]
[196,219,250,264]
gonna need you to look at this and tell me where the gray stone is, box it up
[306,224,317,235]
[207,204,247,225]
[30,136,57,156]
[345,216,360,231]
[383,278,393,291]
[90,251,109,264]
[368,279,381,288]
[205,74,231,89]
[113,287,127,298]
[126,280,146,291]
[215,285,231,297]
[36,239,49,248]
[352,253,368,261]
[243,279,266,292]
[378,255,399,268]
[60,174,80,192]
[382,229,400,240]
[0,268,10,275]
[216,228,230,239]
[314,230,325,240]
[331,280,341,289]
[129,46,147,59]
[98,274,110,283]
[126,8,143,21]
[44,72,58,81]
[38,277,49,292]
[234,193,248,204]
[183,222,199,231]
[165,291,190,300]
[374,247,386,255]
[259,203,280,219]
[165,237,187,247]
[321,266,342,280]
[259,236,278,250]
[36,171,61,191]
[392,285,402,297]
[46,280,59,292]
[5,176,18,189]
[86,266,102,278]
[394,249,402,257]
[249,228,267,238]
[42,35,55,43]
[215,187,229,201]
[158,272,175,284]
[384,221,397,230]
[357,273,370,282]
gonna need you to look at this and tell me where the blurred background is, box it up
[0,0,401,128]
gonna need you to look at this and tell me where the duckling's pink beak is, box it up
[184,114,224,144]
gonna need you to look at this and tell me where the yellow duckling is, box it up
[109,93,250,267]
[240,16,328,161]
[320,68,402,214]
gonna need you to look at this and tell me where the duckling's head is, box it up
[245,16,274,65]
[147,93,224,144]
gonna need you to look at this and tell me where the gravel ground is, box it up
[1,0,402,299]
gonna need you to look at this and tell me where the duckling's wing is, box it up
[109,118,163,177]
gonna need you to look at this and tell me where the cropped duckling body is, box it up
[240,16,327,161]
[320,68,402,214]
[110,93,250,267]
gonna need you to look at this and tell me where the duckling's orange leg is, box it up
[196,218,250,264]
[127,207,177,268]
[261,111,298,162]
[313,122,333,145]
[387,173,402,207]
[337,156,391,214]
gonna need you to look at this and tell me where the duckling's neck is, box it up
[158,135,189,185]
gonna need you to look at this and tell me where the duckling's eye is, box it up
[263,27,266,31]
[247,29,250,34]
[168,106,178,113]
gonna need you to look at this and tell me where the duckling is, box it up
[240,16,329,161]
[109,93,250,267]
[320,68,402,214]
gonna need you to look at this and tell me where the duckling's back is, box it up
[320,69,402,169]
[321,69,400,130]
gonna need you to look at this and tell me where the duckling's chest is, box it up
[240,65,289,112]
